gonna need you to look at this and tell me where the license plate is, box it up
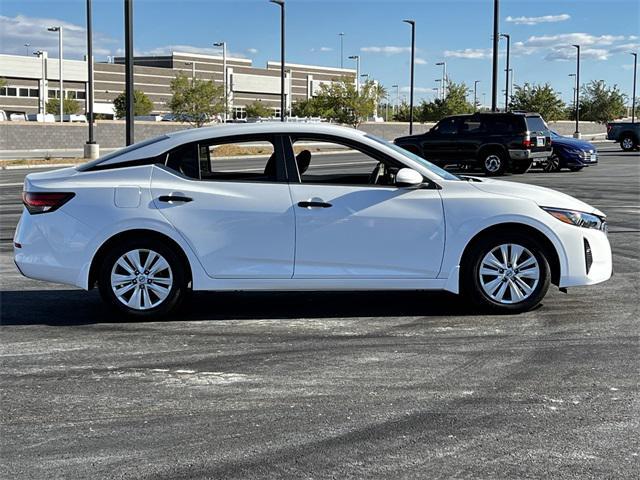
[590,154,597,162]
[536,136,545,147]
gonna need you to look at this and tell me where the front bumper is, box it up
[557,225,612,288]
[561,150,598,167]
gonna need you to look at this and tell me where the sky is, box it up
[1,0,638,105]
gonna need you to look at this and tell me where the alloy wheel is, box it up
[484,155,502,173]
[110,249,173,310]
[543,154,560,172]
[622,137,634,150]
[479,243,540,304]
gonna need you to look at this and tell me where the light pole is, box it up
[361,73,370,84]
[24,43,30,56]
[392,84,399,114]
[436,61,446,99]
[270,0,285,122]
[348,55,360,92]
[403,19,415,134]
[631,52,637,123]
[47,26,63,122]
[124,0,134,145]
[491,0,499,111]
[33,50,48,115]
[474,80,481,111]
[435,79,442,99]
[500,33,510,111]
[568,73,577,110]
[338,32,345,68]
[573,44,580,138]
[85,0,98,159]
[184,61,196,82]
[213,42,228,122]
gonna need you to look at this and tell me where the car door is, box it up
[420,117,461,163]
[150,134,295,278]
[284,134,445,279]
[456,116,484,160]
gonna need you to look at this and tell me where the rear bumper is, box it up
[509,149,550,161]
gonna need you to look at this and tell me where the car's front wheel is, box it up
[463,234,551,313]
[98,238,188,317]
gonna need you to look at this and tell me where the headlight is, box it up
[542,207,607,232]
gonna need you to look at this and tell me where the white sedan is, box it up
[14,123,612,316]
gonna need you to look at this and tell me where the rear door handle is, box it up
[297,201,332,209]
[158,195,193,203]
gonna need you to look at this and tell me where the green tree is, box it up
[245,100,273,118]
[113,89,154,119]
[292,98,322,117]
[311,78,377,127]
[578,80,627,123]
[167,73,223,127]
[0,78,6,89]
[509,83,566,121]
[416,81,474,122]
[46,98,81,115]
[393,101,417,122]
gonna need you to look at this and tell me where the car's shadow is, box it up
[0,289,475,326]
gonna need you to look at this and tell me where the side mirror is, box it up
[395,168,423,187]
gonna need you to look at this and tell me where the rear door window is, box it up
[435,117,459,135]
[525,116,549,133]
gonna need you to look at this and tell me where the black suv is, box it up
[394,112,552,176]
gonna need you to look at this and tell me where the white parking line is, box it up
[0,182,24,187]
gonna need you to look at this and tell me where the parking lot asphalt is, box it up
[1,145,639,479]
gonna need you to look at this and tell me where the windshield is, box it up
[76,135,169,171]
[365,134,461,181]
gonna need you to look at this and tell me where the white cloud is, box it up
[399,86,438,94]
[319,46,333,52]
[608,43,640,53]
[505,14,570,25]
[361,46,411,55]
[415,57,427,65]
[545,47,609,61]
[136,45,247,59]
[0,14,117,58]
[247,48,258,54]
[525,33,625,47]
[444,48,492,60]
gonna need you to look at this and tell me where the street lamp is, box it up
[474,80,481,111]
[392,84,399,114]
[360,73,370,83]
[338,32,345,69]
[213,42,228,122]
[270,0,285,122]
[573,44,580,138]
[24,43,30,56]
[183,61,196,81]
[500,33,510,111]
[631,52,637,123]
[124,0,134,145]
[348,55,360,92]
[435,79,442,99]
[47,26,63,123]
[568,73,577,109]
[435,61,446,99]
[403,19,416,134]
[85,0,98,159]
[491,0,500,111]
[33,50,48,115]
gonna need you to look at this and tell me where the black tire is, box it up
[98,237,188,318]
[568,166,584,172]
[620,135,637,152]
[480,149,508,176]
[462,233,551,314]
[542,153,561,172]
[511,159,533,174]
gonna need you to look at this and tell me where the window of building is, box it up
[272,107,281,118]
[0,87,7,96]
[28,88,39,98]
[289,136,403,187]
[76,91,86,100]
[48,89,59,99]
[233,106,246,120]
[19,88,29,97]
[67,90,77,99]
[7,87,17,97]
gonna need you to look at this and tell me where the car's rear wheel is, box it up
[620,135,637,152]
[98,238,187,317]
[542,153,561,172]
[481,150,507,176]
[463,234,551,313]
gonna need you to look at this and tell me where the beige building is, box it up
[0,52,355,119]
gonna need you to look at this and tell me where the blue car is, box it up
[542,131,598,172]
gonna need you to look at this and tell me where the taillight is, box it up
[523,137,532,148]
[22,192,75,214]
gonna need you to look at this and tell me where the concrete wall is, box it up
[0,120,608,153]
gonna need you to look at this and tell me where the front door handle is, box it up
[158,195,193,203]
[297,201,332,209]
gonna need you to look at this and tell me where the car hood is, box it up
[552,136,595,151]
[469,178,604,216]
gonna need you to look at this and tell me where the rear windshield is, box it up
[76,135,169,171]
[525,116,549,133]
